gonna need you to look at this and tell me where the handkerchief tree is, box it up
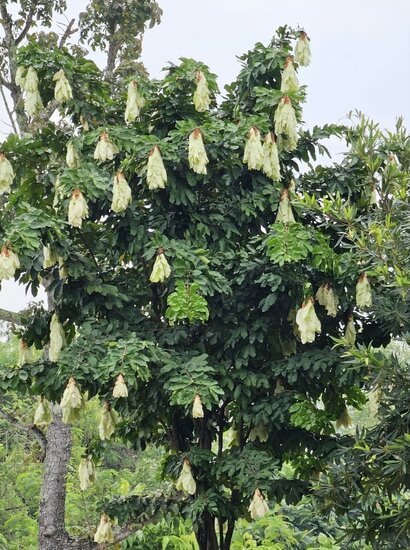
[0,2,409,549]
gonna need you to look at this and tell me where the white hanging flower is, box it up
[23,66,39,92]
[125,80,144,123]
[111,171,132,213]
[34,396,53,428]
[94,131,118,162]
[188,128,209,175]
[99,402,118,441]
[175,459,196,495]
[262,132,281,181]
[296,297,321,344]
[344,315,356,345]
[243,127,263,170]
[113,374,128,398]
[68,189,89,228]
[316,283,339,317]
[248,489,270,520]
[94,513,114,543]
[43,244,58,269]
[281,56,299,93]
[147,145,167,190]
[370,184,380,206]
[356,273,372,308]
[18,339,34,367]
[0,153,15,194]
[79,456,96,491]
[294,31,311,67]
[60,377,84,424]
[66,143,80,169]
[274,96,299,151]
[149,249,171,283]
[49,313,65,362]
[275,189,295,224]
[15,66,26,88]
[24,90,43,116]
[193,70,210,112]
[249,424,268,443]
[0,245,20,280]
[53,69,73,102]
[192,394,204,418]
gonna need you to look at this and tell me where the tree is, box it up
[0,3,408,549]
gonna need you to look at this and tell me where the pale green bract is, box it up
[262,132,281,181]
[274,96,299,151]
[79,456,96,491]
[111,171,132,213]
[0,246,20,280]
[15,66,26,88]
[60,378,84,424]
[294,32,311,66]
[53,69,73,102]
[344,316,356,345]
[94,514,114,543]
[34,396,53,428]
[66,143,80,168]
[281,57,299,93]
[23,66,39,92]
[356,273,372,308]
[113,374,128,398]
[248,489,270,520]
[275,189,295,224]
[125,80,144,123]
[150,252,171,283]
[243,127,263,170]
[188,128,209,175]
[175,459,196,495]
[316,283,339,317]
[99,402,118,440]
[18,339,34,367]
[193,70,210,112]
[24,89,43,116]
[147,145,167,189]
[94,132,118,162]
[296,298,321,344]
[43,244,58,269]
[192,394,204,418]
[68,189,89,228]
[0,154,14,194]
[49,313,66,362]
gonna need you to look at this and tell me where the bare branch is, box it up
[0,307,23,324]
[59,18,78,48]
[15,5,35,45]
[0,85,18,133]
[0,73,12,90]
[0,404,47,461]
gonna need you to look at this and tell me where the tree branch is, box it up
[0,404,47,460]
[59,18,78,48]
[15,5,35,45]
[0,84,18,133]
[0,307,23,324]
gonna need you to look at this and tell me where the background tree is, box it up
[0,3,409,550]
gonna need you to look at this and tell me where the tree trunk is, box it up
[196,513,219,550]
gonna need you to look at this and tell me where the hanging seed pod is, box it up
[356,273,372,308]
[99,402,118,441]
[262,133,281,181]
[274,96,299,151]
[34,396,53,428]
[125,80,144,123]
[49,313,65,362]
[175,459,196,495]
[243,127,263,170]
[60,377,84,424]
[344,315,356,345]
[68,189,89,228]
[296,297,321,344]
[94,513,114,543]
[94,131,118,162]
[192,394,204,418]
[147,145,167,189]
[281,56,299,93]
[111,171,132,213]
[18,339,34,367]
[149,248,171,283]
[275,189,295,224]
[66,143,80,169]
[193,70,210,112]
[316,283,339,317]
[188,128,209,175]
[294,31,311,66]
[113,374,128,398]
[53,69,73,102]
[79,455,96,491]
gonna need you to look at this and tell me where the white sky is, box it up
[1,0,409,312]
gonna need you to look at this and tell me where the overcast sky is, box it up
[1,0,409,312]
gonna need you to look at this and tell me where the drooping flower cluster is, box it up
[111,171,132,213]
[66,142,80,169]
[99,402,118,440]
[262,132,281,181]
[193,70,210,112]
[0,153,14,194]
[18,339,34,367]
[113,374,128,398]
[316,283,339,317]
[296,297,321,344]
[192,394,204,418]
[281,56,299,93]
[243,127,263,170]
[188,128,209,174]
[147,145,167,190]
[94,131,118,162]
[274,96,299,151]
[248,489,270,520]
[18,66,43,116]
[53,69,73,102]
[275,189,295,223]
[356,273,372,308]
[0,245,20,280]
[294,31,311,66]
[150,249,171,283]
[79,456,96,491]
[49,313,65,362]
[68,189,89,228]
[34,396,53,428]
[94,513,114,543]
[60,378,84,424]
[43,244,58,269]
[175,459,196,495]
[125,80,144,123]
[344,315,356,345]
